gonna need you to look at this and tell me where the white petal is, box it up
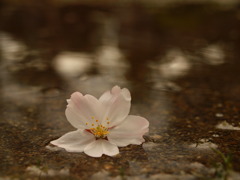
[50,130,95,152]
[99,91,112,105]
[84,140,103,157]
[99,86,131,104]
[66,92,103,129]
[108,115,149,147]
[102,140,119,156]
[121,88,131,101]
[84,139,119,157]
[65,108,86,129]
[99,86,131,127]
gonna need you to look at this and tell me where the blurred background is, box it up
[1,0,240,179]
[1,0,240,93]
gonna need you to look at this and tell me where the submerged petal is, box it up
[84,139,119,157]
[50,130,95,152]
[99,86,131,127]
[108,115,149,147]
[66,92,103,129]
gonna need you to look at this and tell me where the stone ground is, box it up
[0,0,240,179]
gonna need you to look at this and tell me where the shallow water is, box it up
[1,1,240,179]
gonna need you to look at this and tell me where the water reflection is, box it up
[158,49,191,79]
[96,45,127,68]
[202,44,225,65]
[0,32,28,62]
[53,51,93,78]
[148,49,190,92]
[96,45,129,82]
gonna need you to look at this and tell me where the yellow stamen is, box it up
[89,125,109,138]
[87,116,111,138]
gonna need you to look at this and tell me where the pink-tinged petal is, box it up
[108,115,149,147]
[50,130,95,152]
[84,139,119,157]
[99,86,131,127]
[99,86,131,104]
[65,108,86,129]
[99,91,112,105]
[112,85,121,94]
[66,92,103,129]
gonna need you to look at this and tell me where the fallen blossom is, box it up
[51,86,149,157]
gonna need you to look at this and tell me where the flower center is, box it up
[90,125,109,138]
[85,117,111,138]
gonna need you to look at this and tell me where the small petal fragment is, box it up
[51,130,95,152]
[108,115,149,147]
[66,99,71,104]
[84,139,119,157]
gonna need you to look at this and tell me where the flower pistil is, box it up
[90,125,109,138]
[86,117,110,138]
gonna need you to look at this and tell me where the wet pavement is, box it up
[1,1,240,179]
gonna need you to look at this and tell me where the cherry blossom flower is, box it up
[51,86,149,157]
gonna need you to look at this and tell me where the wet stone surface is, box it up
[1,1,240,179]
